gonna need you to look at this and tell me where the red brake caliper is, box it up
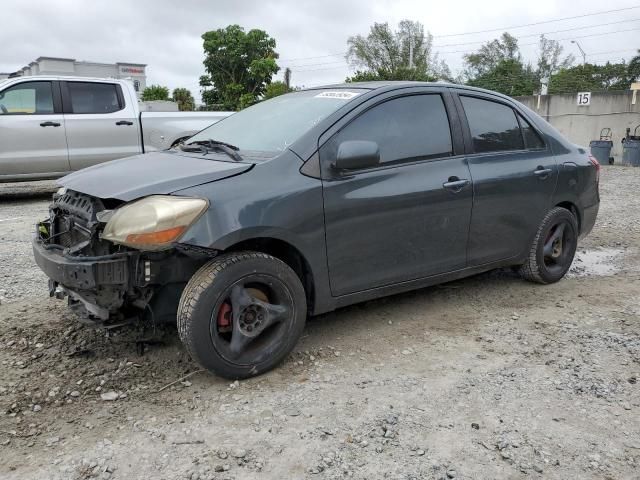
[217,302,232,328]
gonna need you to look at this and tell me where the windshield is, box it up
[187,89,367,153]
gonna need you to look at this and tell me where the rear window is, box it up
[67,82,122,114]
[518,113,545,149]
[461,96,524,153]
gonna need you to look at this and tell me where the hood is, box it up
[59,151,253,201]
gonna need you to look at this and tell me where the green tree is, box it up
[536,35,574,86]
[463,33,520,79]
[141,84,170,101]
[548,62,634,94]
[628,50,640,82]
[172,88,195,111]
[263,81,293,99]
[462,33,572,95]
[466,59,538,96]
[200,25,280,110]
[347,67,437,83]
[345,20,450,82]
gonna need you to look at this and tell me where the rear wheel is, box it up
[177,251,306,379]
[519,207,578,284]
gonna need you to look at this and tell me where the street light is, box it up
[571,40,587,65]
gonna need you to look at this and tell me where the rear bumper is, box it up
[580,202,599,239]
[32,236,130,291]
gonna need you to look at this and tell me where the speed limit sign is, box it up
[577,92,591,106]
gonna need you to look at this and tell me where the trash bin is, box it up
[622,139,640,167]
[589,128,613,165]
[622,125,640,167]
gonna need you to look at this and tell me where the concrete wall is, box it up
[514,91,640,160]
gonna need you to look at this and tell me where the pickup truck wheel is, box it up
[177,251,306,379]
[519,207,578,284]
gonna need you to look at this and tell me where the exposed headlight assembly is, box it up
[102,196,208,251]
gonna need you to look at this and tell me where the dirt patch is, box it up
[1,169,639,479]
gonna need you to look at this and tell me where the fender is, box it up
[174,152,334,315]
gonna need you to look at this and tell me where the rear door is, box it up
[0,80,69,178]
[320,88,473,296]
[453,91,557,265]
[62,81,141,171]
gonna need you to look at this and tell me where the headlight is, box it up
[102,195,208,250]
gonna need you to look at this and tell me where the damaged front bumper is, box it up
[32,221,213,322]
[33,239,132,291]
[32,234,135,319]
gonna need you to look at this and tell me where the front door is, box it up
[455,93,558,265]
[0,80,69,178]
[320,91,473,296]
[62,81,141,171]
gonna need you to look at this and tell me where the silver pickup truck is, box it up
[0,76,232,182]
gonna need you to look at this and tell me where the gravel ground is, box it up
[1,169,639,480]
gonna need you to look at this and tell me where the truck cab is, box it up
[0,76,231,182]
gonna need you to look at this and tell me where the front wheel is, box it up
[519,207,578,284]
[177,252,307,379]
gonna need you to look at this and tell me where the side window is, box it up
[460,96,524,153]
[67,82,122,114]
[0,81,54,115]
[517,113,545,149]
[327,94,452,166]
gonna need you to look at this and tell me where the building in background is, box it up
[0,57,146,97]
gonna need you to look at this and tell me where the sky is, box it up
[1,0,639,102]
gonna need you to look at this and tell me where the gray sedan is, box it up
[33,81,600,378]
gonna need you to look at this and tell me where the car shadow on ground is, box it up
[0,181,57,202]
[302,267,521,342]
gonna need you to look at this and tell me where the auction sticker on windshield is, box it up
[315,91,360,100]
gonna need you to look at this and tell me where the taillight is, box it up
[589,154,600,183]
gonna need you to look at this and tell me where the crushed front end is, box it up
[33,189,212,324]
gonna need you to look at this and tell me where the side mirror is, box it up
[333,140,380,170]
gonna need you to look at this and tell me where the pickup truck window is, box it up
[187,89,368,153]
[0,81,54,115]
[67,82,122,114]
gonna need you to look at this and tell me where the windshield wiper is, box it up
[181,139,244,162]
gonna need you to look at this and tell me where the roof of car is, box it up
[304,81,513,101]
[1,75,131,84]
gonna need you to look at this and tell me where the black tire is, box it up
[177,251,307,379]
[519,207,578,284]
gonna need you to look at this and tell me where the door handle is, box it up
[443,177,470,192]
[40,121,61,127]
[534,166,553,178]
[115,120,134,126]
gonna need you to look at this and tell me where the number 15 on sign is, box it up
[577,92,591,106]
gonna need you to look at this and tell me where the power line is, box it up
[294,64,353,73]
[287,28,640,73]
[433,5,640,38]
[280,52,346,62]
[284,22,640,71]
[280,6,640,63]
[433,17,640,48]
[436,27,640,54]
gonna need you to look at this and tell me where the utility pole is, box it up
[284,68,291,89]
[409,36,414,69]
[571,40,586,65]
